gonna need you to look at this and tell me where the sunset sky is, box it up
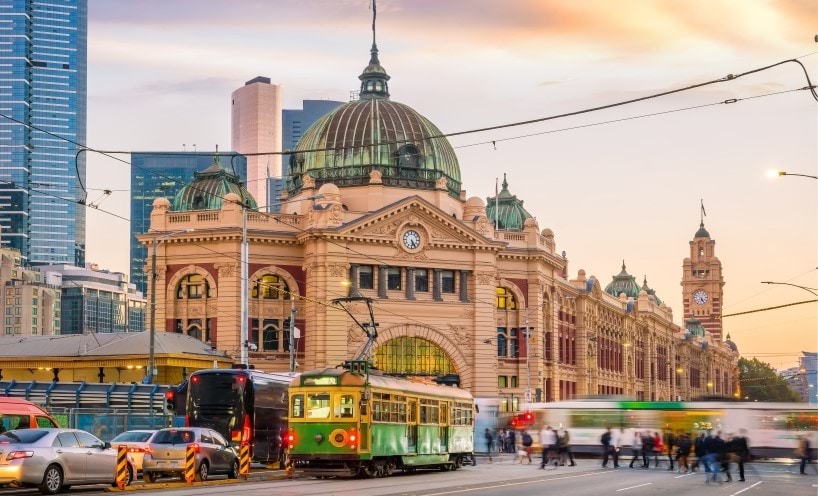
[84,0,817,370]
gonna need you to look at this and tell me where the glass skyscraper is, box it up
[130,152,247,294]
[0,0,87,266]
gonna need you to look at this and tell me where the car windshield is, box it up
[152,430,195,445]
[0,429,49,444]
[111,431,153,443]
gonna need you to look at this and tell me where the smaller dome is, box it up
[685,317,705,337]
[318,183,340,195]
[172,153,257,212]
[695,222,710,238]
[542,228,554,238]
[153,197,170,208]
[485,174,533,231]
[604,261,641,299]
[724,333,738,352]
[641,276,662,305]
[523,217,538,229]
[465,196,484,208]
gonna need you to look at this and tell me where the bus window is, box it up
[336,394,355,418]
[291,394,304,418]
[307,393,331,418]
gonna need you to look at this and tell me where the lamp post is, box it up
[148,229,193,383]
[760,281,818,296]
[767,170,818,180]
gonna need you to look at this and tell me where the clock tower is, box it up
[682,220,725,340]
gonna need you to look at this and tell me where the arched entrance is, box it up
[374,337,456,378]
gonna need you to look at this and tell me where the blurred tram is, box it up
[521,400,818,458]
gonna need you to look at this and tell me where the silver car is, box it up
[142,427,239,482]
[109,429,157,472]
[0,428,134,494]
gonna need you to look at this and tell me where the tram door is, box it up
[407,400,418,453]
[439,402,449,452]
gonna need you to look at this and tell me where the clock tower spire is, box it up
[681,212,725,340]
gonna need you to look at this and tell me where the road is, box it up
[0,460,814,495]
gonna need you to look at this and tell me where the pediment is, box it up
[341,196,494,248]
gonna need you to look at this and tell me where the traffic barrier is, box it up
[184,444,196,484]
[115,444,128,489]
[239,443,250,479]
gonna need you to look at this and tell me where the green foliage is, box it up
[738,357,802,402]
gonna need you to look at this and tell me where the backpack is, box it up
[522,433,533,447]
[601,431,611,446]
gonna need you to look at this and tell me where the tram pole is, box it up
[289,298,296,372]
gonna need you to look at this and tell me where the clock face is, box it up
[693,290,709,305]
[402,230,421,250]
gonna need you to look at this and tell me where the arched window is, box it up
[395,144,422,169]
[374,337,455,376]
[176,274,211,299]
[252,274,290,299]
[496,287,516,309]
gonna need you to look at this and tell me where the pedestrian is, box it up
[651,431,663,468]
[610,428,623,468]
[520,429,533,464]
[484,428,494,464]
[702,431,723,484]
[600,427,613,468]
[539,425,556,469]
[664,428,676,471]
[732,429,749,481]
[720,433,733,482]
[629,430,642,468]
[691,431,705,471]
[796,434,815,475]
[559,428,576,466]
[641,431,654,468]
[676,432,691,473]
[550,427,561,468]
[507,429,517,457]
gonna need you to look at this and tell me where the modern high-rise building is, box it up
[0,246,61,336]
[267,99,344,210]
[231,76,281,210]
[0,0,87,266]
[129,152,247,294]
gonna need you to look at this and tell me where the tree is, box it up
[738,357,802,402]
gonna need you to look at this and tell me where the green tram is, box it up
[286,368,475,477]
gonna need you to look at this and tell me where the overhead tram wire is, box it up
[0,179,130,223]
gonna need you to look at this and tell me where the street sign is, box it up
[524,388,532,403]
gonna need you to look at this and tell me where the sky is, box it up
[84,0,817,371]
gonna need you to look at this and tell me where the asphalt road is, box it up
[0,461,813,495]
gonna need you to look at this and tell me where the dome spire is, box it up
[359,0,390,99]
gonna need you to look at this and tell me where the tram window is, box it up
[569,409,624,428]
[336,394,355,418]
[307,393,331,418]
[291,394,304,418]
[754,411,818,431]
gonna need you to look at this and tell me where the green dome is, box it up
[287,45,461,198]
[694,222,710,238]
[686,317,705,337]
[641,276,662,305]
[604,261,641,298]
[172,154,257,211]
[485,174,533,231]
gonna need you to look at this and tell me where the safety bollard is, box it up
[115,445,128,490]
[184,444,196,484]
[239,443,250,480]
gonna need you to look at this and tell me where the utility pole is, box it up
[240,207,248,367]
[289,298,296,372]
[524,305,531,404]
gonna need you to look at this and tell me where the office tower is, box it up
[231,76,281,210]
[267,99,343,211]
[0,246,61,335]
[129,152,247,294]
[0,0,88,266]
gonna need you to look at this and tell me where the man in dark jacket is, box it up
[641,432,654,468]
[732,429,750,481]
[664,429,676,470]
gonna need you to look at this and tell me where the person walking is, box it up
[691,431,706,471]
[559,428,576,466]
[629,431,643,468]
[651,431,663,468]
[484,428,495,464]
[640,431,654,468]
[732,429,749,481]
[520,430,533,464]
[601,427,613,468]
[720,433,733,482]
[676,432,692,473]
[796,434,815,475]
[664,428,676,471]
[539,425,556,469]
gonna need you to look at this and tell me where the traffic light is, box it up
[164,389,177,412]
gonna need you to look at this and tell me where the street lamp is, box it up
[767,170,818,180]
[148,228,193,383]
[760,281,818,297]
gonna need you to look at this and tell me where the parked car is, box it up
[109,430,157,471]
[0,398,60,431]
[142,427,238,482]
[0,428,134,494]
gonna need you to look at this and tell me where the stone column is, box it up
[350,264,359,291]
[406,267,415,300]
[432,269,443,301]
[378,266,388,299]
[459,271,469,303]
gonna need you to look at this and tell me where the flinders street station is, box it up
[140,38,739,410]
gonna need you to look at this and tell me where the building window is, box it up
[441,270,455,293]
[415,269,429,292]
[510,376,518,388]
[359,266,374,289]
[497,327,508,357]
[176,274,211,299]
[498,376,508,388]
[252,274,290,299]
[387,268,402,290]
[699,248,705,256]
[496,287,516,309]
[4,327,10,335]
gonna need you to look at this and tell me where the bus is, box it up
[521,399,818,458]
[185,368,298,463]
[287,367,475,477]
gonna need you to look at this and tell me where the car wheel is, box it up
[195,461,209,482]
[38,464,63,495]
[143,471,157,484]
[228,458,239,479]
